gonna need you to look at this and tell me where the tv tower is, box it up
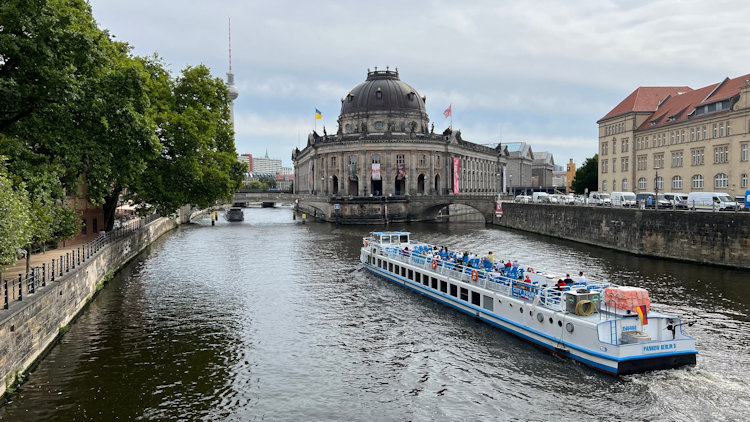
[227,18,239,125]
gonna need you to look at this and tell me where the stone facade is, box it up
[495,203,750,268]
[598,74,750,197]
[293,69,509,199]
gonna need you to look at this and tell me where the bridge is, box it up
[232,190,499,224]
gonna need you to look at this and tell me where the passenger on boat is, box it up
[488,251,495,263]
[512,260,519,269]
[524,274,532,283]
[556,279,568,290]
[563,274,574,284]
[578,271,586,284]
[504,260,512,270]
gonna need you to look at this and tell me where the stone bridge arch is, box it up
[410,196,496,223]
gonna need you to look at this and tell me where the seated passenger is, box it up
[524,274,532,283]
[556,279,567,290]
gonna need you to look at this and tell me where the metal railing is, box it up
[2,214,160,310]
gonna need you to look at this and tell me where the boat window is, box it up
[440,280,447,293]
[367,255,371,264]
[422,274,429,286]
[389,263,393,272]
[460,287,469,301]
[482,295,493,311]
[401,267,406,277]
[394,265,399,275]
[408,269,413,280]
[450,284,458,297]
[431,277,438,289]
[400,234,409,243]
[471,291,481,306]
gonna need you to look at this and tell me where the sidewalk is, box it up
[2,233,101,279]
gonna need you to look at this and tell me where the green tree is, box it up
[0,160,31,282]
[257,175,277,189]
[135,63,243,214]
[570,154,598,194]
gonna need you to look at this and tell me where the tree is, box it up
[257,175,277,189]
[0,160,30,282]
[135,63,243,214]
[570,154,598,194]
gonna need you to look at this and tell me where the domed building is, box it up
[292,68,509,223]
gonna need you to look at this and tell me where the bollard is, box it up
[52,259,56,282]
[30,269,35,294]
[59,256,63,276]
[43,263,47,286]
[18,274,22,301]
[78,248,81,265]
[293,210,296,220]
[3,279,7,309]
[302,213,307,224]
[66,253,70,272]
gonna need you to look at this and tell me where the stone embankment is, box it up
[494,203,750,269]
[0,216,178,397]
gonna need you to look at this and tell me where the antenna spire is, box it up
[228,17,233,72]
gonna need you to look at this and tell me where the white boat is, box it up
[360,231,697,376]
[225,207,244,222]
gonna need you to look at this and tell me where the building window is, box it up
[602,180,608,192]
[637,155,647,170]
[742,173,748,188]
[691,149,704,166]
[638,177,647,190]
[714,173,728,189]
[692,174,704,189]
[741,143,748,162]
[622,179,629,190]
[644,136,649,148]
[681,129,685,143]
[621,158,628,172]
[435,155,440,167]
[331,156,337,167]
[670,131,675,144]
[613,180,617,191]
[726,120,731,136]
[656,176,664,190]
[702,125,706,139]
[419,154,426,167]
[653,154,664,169]
[671,151,683,167]
[713,146,729,164]
[371,154,380,164]
[602,159,608,173]
[396,154,405,165]
[719,122,725,137]
[672,176,683,190]
[690,128,695,141]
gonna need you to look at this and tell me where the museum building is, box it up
[292,68,510,198]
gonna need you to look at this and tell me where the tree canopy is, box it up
[570,154,598,194]
[0,0,244,261]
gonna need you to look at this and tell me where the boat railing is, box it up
[378,248,569,310]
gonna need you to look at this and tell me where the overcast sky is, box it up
[89,0,750,168]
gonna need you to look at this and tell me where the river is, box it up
[1,207,748,421]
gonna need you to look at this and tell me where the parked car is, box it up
[574,195,586,206]
[736,195,747,211]
[588,192,611,206]
[515,195,531,204]
[635,192,671,209]
[663,192,688,209]
[610,192,637,207]
[532,192,550,203]
[686,192,739,211]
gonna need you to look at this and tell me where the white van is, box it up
[588,192,611,206]
[663,192,688,209]
[610,192,636,207]
[532,192,550,203]
[686,192,739,211]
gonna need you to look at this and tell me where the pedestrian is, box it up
[578,271,586,284]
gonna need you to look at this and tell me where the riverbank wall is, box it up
[494,203,750,269]
[0,217,178,398]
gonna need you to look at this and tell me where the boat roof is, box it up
[371,231,410,236]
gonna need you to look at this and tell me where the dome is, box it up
[340,69,426,116]
[228,84,239,100]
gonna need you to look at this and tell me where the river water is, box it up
[1,208,748,421]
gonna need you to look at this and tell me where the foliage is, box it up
[0,161,30,267]
[570,154,598,194]
[246,180,269,190]
[256,175,277,188]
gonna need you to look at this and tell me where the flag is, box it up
[315,108,322,119]
[636,305,648,325]
[443,104,452,118]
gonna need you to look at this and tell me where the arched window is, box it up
[714,173,728,189]
[622,179,629,190]
[602,180,608,192]
[672,176,683,190]
[613,180,617,191]
[638,177,647,190]
[692,174,704,189]
[656,176,664,190]
[742,173,748,188]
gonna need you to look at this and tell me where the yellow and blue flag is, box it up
[315,108,322,119]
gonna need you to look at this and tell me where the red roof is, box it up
[599,86,692,122]
[636,73,750,130]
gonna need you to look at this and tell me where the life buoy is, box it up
[364,240,369,247]
[432,259,438,269]
[527,267,535,273]
[471,269,479,281]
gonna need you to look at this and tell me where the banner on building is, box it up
[396,164,406,180]
[348,161,357,181]
[495,200,503,217]
[453,157,460,194]
[372,163,381,181]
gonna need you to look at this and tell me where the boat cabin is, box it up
[371,231,410,246]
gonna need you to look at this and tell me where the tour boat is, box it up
[225,207,244,222]
[360,231,697,376]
